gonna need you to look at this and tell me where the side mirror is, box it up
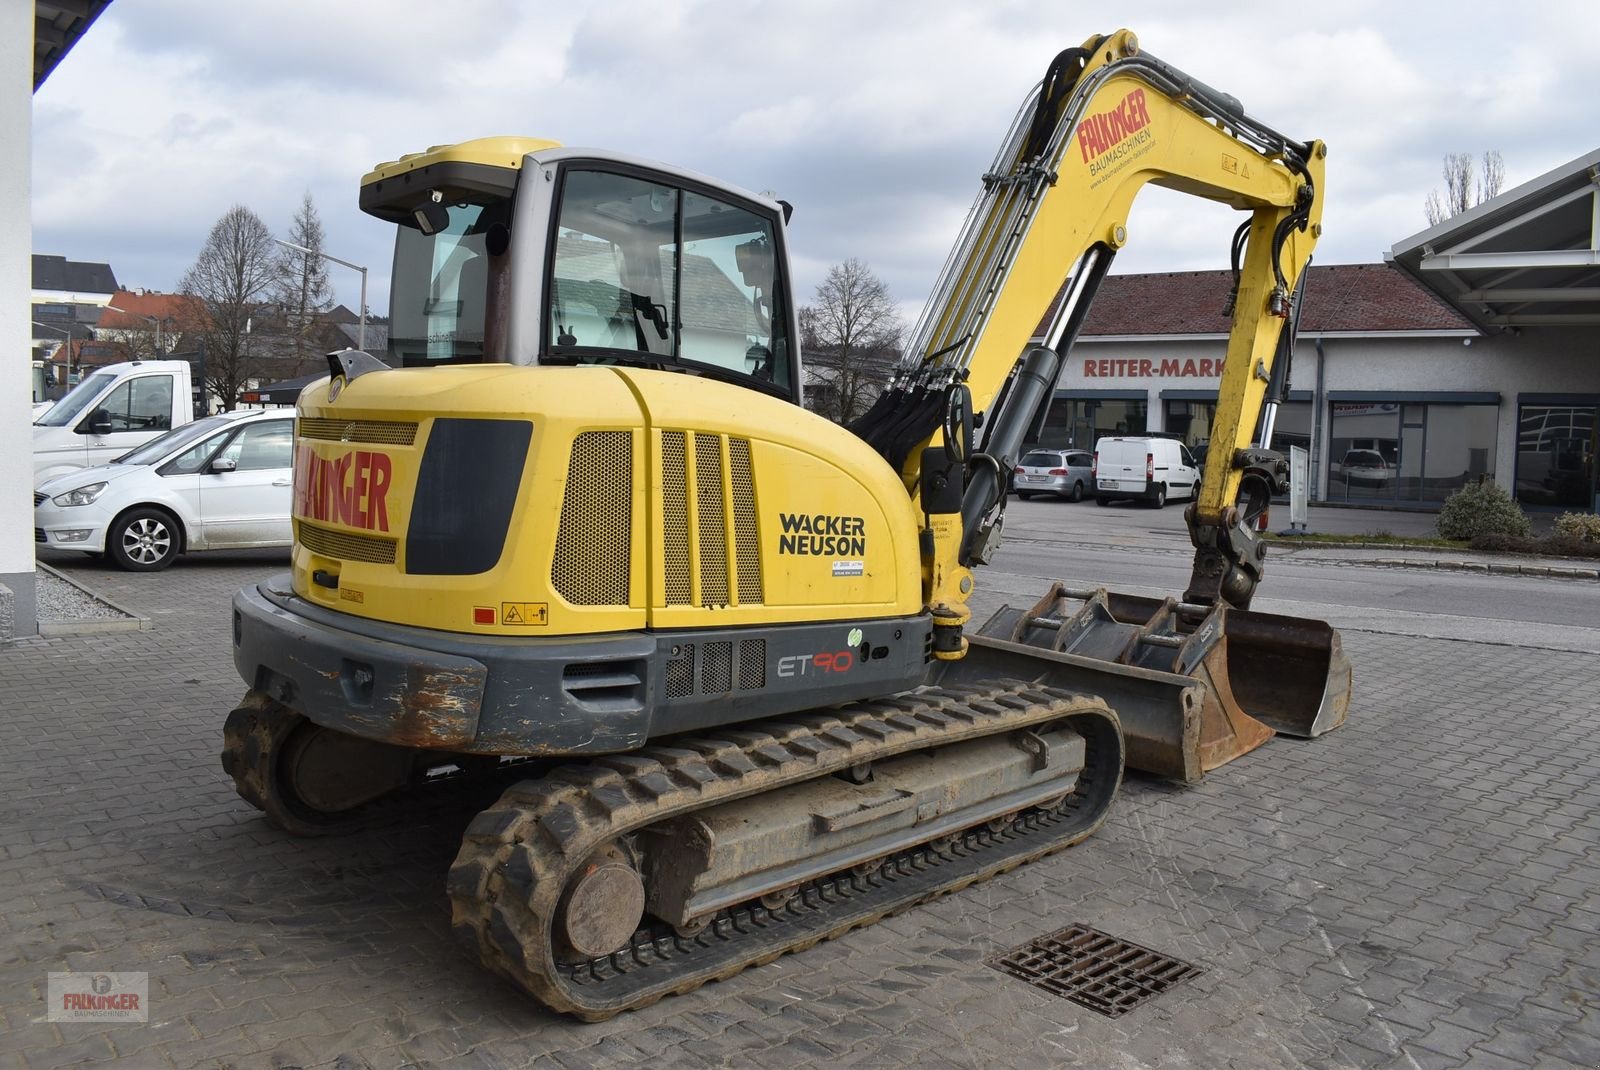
[210,457,238,473]
[82,410,113,436]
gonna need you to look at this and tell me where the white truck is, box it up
[33,360,195,484]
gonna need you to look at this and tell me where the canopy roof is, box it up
[34,2,111,90]
[1389,149,1600,332]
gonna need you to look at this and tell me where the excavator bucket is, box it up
[929,583,1350,783]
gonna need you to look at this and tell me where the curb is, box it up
[35,562,151,636]
[1314,555,1599,580]
[1269,538,1463,552]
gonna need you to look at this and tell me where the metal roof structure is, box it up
[34,1,111,90]
[1388,148,1600,333]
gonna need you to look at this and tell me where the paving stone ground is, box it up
[3,550,1598,1069]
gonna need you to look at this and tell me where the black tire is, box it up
[108,506,181,571]
[1149,484,1167,509]
[1017,492,1032,501]
[1068,481,1084,503]
[1096,494,1111,507]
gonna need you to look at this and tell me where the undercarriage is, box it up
[222,681,1121,1019]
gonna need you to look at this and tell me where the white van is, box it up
[34,360,195,484]
[1093,435,1200,508]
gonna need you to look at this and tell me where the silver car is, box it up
[1012,449,1094,502]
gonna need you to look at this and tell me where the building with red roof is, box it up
[1032,260,1594,508]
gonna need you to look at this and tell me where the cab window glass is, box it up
[215,421,294,471]
[89,376,172,432]
[390,201,506,366]
[551,171,676,357]
[549,169,790,394]
[680,191,786,385]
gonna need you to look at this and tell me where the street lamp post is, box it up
[273,238,369,352]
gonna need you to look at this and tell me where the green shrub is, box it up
[1436,480,1532,540]
[1469,532,1600,559]
[1553,512,1600,544]
[1468,533,1540,553]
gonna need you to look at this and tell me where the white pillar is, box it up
[1,1,37,637]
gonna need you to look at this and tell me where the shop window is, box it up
[1329,403,1399,501]
[1037,398,1146,448]
[1422,405,1496,498]
[1329,401,1497,504]
[1272,401,1313,456]
[1087,399,1146,443]
[1516,405,1596,509]
[1163,401,1214,453]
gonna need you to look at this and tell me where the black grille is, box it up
[665,639,768,699]
[34,527,46,543]
[299,523,397,564]
[700,641,732,695]
[986,924,1203,1017]
[666,644,695,698]
[34,491,48,506]
[738,639,767,689]
[298,417,418,445]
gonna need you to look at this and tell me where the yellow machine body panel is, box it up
[361,135,562,186]
[290,365,921,638]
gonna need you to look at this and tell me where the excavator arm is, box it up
[858,29,1325,639]
[882,30,1347,783]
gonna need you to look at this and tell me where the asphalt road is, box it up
[977,497,1600,655]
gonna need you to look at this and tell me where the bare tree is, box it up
[799,259,903,423]
[179,205,279,410]
[275,192,334,372]
[1425,151,1505,225]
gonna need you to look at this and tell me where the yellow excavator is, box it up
[222,29,1349,1019]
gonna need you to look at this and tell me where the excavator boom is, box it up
[860,29,1347,776]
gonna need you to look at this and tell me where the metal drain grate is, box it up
[985,924,1203,1017]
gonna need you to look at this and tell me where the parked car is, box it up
[1013,449,1095,501]
[1333,448,1395,487]
[34,410,295,571]
[1094,435,1200,507]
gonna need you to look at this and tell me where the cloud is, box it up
[30,1,1600,328]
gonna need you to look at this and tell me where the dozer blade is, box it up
[930,582,1350,783]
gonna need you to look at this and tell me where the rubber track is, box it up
[447,681,1123,1020]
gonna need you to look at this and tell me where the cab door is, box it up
[78,373,176,464]
[197,418,295,547]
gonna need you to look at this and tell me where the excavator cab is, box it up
[358,138,799,398]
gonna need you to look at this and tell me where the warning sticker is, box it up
[500,602,549,626]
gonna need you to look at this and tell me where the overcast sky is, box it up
[30,1,1600,327]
